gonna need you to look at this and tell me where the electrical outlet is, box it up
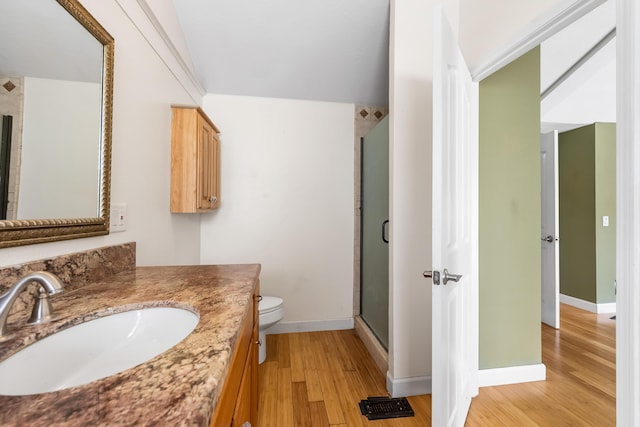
[110,203,127,233]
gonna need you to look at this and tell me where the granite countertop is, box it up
[0,264,260,427]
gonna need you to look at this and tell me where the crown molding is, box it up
[472,0,607,81]
[115,0,205,102]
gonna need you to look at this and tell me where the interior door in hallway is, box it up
[541,131,560,328]
[431,7,479,427]
[360,116,390,348]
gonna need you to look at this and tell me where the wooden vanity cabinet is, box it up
[210,285,259,427]
[171,106,220,212]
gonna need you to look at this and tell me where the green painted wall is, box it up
[558,125,597,302]
[479,47,541,370]
[595,123,616,304]
[558,123,616,304]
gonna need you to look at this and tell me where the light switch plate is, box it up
[603,216,609,227]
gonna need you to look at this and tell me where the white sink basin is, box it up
[0,306,199,396]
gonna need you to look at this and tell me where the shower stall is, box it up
[0,115,13,220]
[360,116,389,349]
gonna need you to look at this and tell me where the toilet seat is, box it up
[259,296,283,315]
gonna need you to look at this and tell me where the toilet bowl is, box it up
[258,296,284,364]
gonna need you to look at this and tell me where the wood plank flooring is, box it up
[258,304,615,426]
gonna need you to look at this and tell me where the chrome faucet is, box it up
[0,272,64,340]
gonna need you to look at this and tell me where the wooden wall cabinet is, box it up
[210,284,259,427]
[171,106,220,212]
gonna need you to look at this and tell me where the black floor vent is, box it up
[358,396,415,420]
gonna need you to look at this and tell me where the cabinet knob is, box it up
[210,196,217,204]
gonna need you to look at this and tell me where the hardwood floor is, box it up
[258,304,615,426]
[467,304,616,426]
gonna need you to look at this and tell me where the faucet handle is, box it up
[0,271,64,340]
[27,288,56,325]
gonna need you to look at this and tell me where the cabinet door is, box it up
[250,291,258,424]
[196,117,214,209]
[171,106,220,213]
[231,345,253,427]
[210,133,220,208]
[196,117,220,209]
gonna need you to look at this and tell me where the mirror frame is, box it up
[0,0,114,249]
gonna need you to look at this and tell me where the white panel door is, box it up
[430,7,479,427]
[541,131,560,328]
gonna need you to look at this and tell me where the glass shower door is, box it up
[360,116,389,349]
[0,115,13,220]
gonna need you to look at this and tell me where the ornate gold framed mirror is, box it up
[0,0,114,248]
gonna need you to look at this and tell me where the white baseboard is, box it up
[386,364,544,396]
[560,294,617,314]
[479,363,546,388]
[354,316,388,376]
[266,318,354,334]
[386,372,432,397]
[595,302,617,314]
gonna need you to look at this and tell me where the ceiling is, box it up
[540,0,616,129]
[172,0,615,121]
[2,0,614,126]
[172,0,390,106]
[0,0,615,119]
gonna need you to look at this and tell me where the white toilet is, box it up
[258,296,284,364]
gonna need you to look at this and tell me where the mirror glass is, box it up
[0,0,113,247]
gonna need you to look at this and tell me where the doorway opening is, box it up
[539,0,616,326]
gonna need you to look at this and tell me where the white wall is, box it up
[0,0,201,267]
[200,94,354,328]
[388,0,447,394]
[20,77,101,219]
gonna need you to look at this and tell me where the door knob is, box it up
[442,269,462,285]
